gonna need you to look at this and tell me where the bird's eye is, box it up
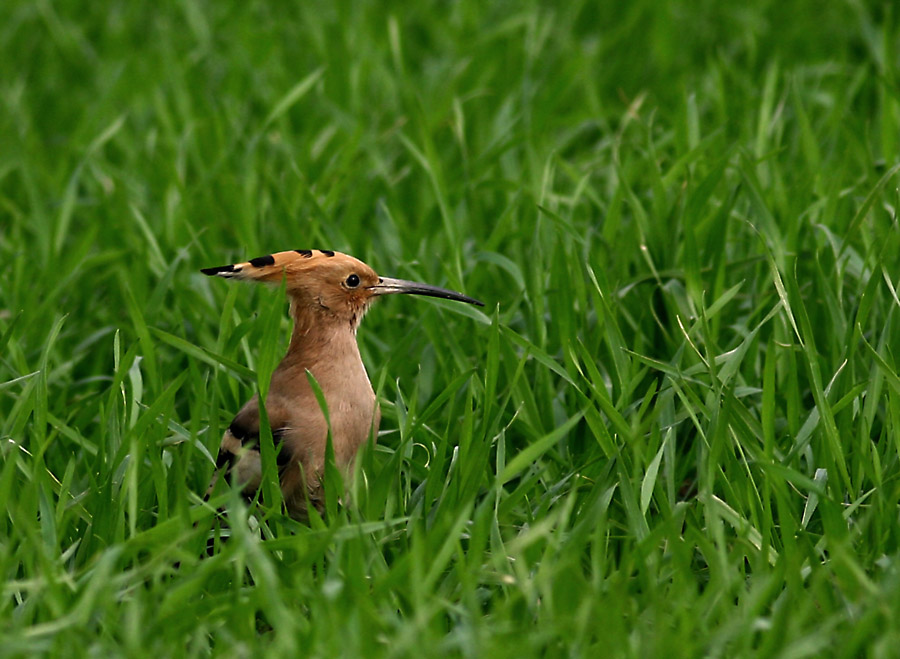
[346,274,360,288]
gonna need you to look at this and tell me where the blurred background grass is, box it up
[2,0,900,655]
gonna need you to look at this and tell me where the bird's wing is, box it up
[212,396,297,492]
[207,394,328,519]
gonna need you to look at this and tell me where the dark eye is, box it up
[346,273,360,288]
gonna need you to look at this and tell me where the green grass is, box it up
[3,0,900,655]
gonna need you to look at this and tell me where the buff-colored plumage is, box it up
[202,249,482,518]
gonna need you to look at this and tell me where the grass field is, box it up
[3,0,900,655]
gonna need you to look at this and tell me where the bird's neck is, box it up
[280,304,361,372]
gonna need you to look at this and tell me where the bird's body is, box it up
[202,249,481,518]
[218,303,379,514]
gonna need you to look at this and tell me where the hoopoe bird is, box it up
[202,249,482,518]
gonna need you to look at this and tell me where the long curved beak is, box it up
[370,277,484,307]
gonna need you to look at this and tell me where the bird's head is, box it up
[202,249,482,328]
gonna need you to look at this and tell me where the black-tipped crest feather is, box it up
[201,264,239,277]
